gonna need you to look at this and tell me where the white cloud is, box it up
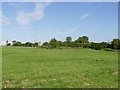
[81,13,90,19]
[16,2,51,25]
[0,12,11,25]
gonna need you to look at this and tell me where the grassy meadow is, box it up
[2,47,118,88]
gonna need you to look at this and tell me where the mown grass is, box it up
[2,47,118,88]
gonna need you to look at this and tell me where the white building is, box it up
[0,42,7,46]
[38,41,44,46]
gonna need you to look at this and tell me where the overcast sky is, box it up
[1,2,118,42]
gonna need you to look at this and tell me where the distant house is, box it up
[38,41,44,46]
[0,42,7,46]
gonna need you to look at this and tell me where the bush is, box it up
[59,47,63,49]
[104,48,114,51]
[7,43,11,46]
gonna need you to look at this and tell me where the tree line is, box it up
[7,40,38,47]
[6,36,120,50]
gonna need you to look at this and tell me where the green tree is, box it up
[25,42,32,47]
[66,36,72,42]
[91,43,101,50]
[49,38,58,48]
[111,39,120,49]
[63,41,68,47]
[33,42,38,47]
[7,43,11,46]
[12,40,16,44]
[42,42,49,46]
[57,41,63,47]
[77,36,89,43]
[16,41,21,46]
[66,36,72,47]
[12,40,17,46]
[99,42,109,49]
[21,43,25,47]
[75,36,89,48]
[42,42,49,48]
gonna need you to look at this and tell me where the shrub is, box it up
[104,48,114,51]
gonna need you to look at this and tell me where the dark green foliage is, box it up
[33,42,38,47]
[21,43,25,47]
[7,43,11,46]
[75,36,89,43]
[12,40,16,44]
[74,36,89,48]
[66,36,72,42]
[66,36,72,47]
[99,42,109,48]
[12,41,38,47]
[10,37,120,50]
[42,42,49,46]
[111,39,120,49]
[104,48,114,51]
[25,42,32,47]
[63,41,68,47]
[90,42,110,50]
[49,38,58,48]
[57,41,63,47]
[42,42,49,48]
[90,43,101,50]
[12,41,21,46]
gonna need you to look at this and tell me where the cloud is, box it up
[81,13,90,19]
[0,12,11,25]
[16,2,51,25]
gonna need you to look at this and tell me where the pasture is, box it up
[2,47,118,88]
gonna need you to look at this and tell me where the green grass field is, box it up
[2,47,118,88]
